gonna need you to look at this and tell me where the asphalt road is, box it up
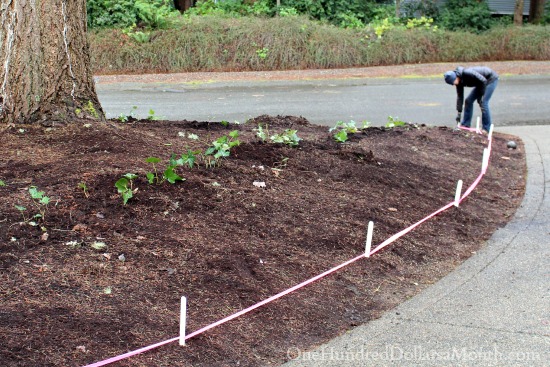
[96,74,550,128]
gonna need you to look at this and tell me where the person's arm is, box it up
[456,85,464,113]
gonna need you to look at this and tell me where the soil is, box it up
[0,115,525,367]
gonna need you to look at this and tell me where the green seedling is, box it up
[78,182,89,198]
[330,120,362,143]
[146,157,185,184]
[28,186,51,221]
[205,130,241,167]
[145,157,162,184]
[270,129,301,147]
[333,129,349,143]
[255,123,269,142]
[385,116,407,128]
[117,106,138,122]
[0,179,6,186]
[115,173,138,205]
[171,150,200,169]
[147,109,162,121]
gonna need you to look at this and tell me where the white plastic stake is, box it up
[454,180,463,207]
[476,116,481,134]
[180,296,187,346]
[482,148,489,174]
[365,221,374,257]
[488,124,494,140]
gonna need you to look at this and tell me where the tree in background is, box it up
[515,0,525,25]
[529,0,546,23]
[1,0,104,125]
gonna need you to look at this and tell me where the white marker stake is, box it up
[180,296,187,346]
[482,148,489,174]
[365,221,374,257]
[454,180,463,207]
[488,124,494,140]
[476,116,481,134]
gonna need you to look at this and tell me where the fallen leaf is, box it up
[388,207,398,212]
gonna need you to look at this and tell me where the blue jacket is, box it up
[454,66,499,112]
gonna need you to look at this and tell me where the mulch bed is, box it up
[0,115,525,367]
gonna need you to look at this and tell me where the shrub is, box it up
[87,0,178,29]
[439,0,495,33]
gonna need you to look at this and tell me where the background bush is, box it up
[89,15,550,75]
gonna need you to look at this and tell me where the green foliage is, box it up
[330,120,359,142]
[78,182,90,198]
[16,186,51,223]
[439,0,494,33]
[145,157,184,184]
[87,0,178,29]
[385,116,407,128]
[186,0,272,17]
[0,179,5,186]
[205,130,241,167]
[115,173,138,205]
[270,129,302,147]
[255,123,269,142]
[90,14,550,75]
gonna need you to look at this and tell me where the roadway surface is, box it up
[96,74,550,128]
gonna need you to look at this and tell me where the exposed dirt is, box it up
[0,116,525,367]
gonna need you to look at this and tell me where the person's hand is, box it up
[456,112,461,123]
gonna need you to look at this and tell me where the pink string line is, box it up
[83,129,492,367]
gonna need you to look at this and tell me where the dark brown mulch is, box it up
[0,115,525,367]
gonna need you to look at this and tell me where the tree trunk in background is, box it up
[529,0,546,24]
[174,0,194,12]
[514,0,524,25]
[0,0,104,125]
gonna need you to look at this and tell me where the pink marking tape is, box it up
[83,130,492,367]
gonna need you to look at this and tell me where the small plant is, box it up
[147,109,162,121]
[145,157,184,184]
[0,179,6,186]
[270,129,302,147]
[117,106,138,122]
[84,101,99,119]
[28,186,51,221]
[115,173,138,205]
[78,182,90,198]
[145,157,162,184]
[385,116,407,128]
[330,120,360,143]
[255,123,269,142]
[256,47,269,60]
[171,150,200,169]
[205,130,241,167]
[15,186,51,223]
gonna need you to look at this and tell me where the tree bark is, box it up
[529,0,546,24]
[0,0,104,125]
[514,0,524,25]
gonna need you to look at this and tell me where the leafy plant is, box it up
[255,123,269,142]
[147,109,162,121]
[115,173,138,205]
[256,47,269,59]
[205,130,241,167]
[171,150,200,169]
[83,101,100,119]
[330,120,360,143]
[118,106,138,122]
[0,179,6,186]
[270,129,301,147]
[385,116,407,128]
[28,186,51,221]
[145,157,184,184]
[145,157,162,184]
[78,182,90,198]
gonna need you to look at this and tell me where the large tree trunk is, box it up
[529,0,546,24]
[0,0,104,125]
[514,0,524,25]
